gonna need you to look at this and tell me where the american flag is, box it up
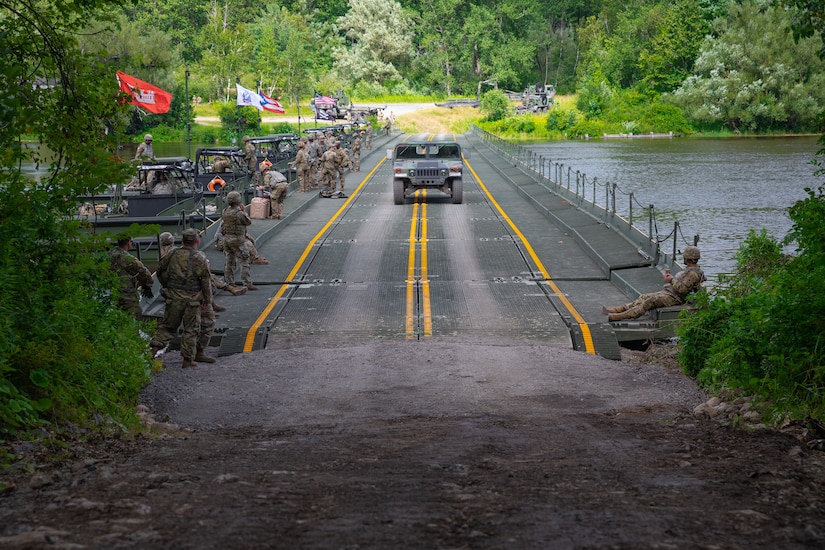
[314,91,336,107]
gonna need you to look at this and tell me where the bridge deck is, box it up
[143,131,675,361]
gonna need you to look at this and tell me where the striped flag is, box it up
[259,90,285,114]
[236,83,264,111]
[314,91,336,107]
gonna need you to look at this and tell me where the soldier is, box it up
[220,190,257,291]
[306,133,320,189]
[243,135,258,186]
[258,160,289,220]
[160,231,240,307]
[365,122,373,150]
[351,132,362,172]
[602,246,706,321]
[320,142,339,196]
[150,228,214,368]
[135,134,154,161]
[290,139,310,192]
[212,156,231,172]
[334,141,350,195]
[109,236,154,320]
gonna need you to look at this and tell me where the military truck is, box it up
[515,83,556,115]
[389,141,466,205]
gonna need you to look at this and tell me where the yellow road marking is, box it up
[463,158,596,354]
[243,158,385,352]
[405,190,432,338]
[405,199,419,337]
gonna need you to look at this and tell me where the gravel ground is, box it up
[2,337,824,549]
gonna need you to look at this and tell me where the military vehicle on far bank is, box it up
[512,83,556,115]
[389,141,466,204]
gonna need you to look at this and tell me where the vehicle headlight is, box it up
[439,168,448,177]
[408,169,416,177]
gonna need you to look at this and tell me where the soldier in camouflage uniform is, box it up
[258,160,289,220]
[109,236,154,320]
[243,135,258,186]
[320,142,339,195]
[150,228,214,368]
[212,156,231,172]
[603,246,706,321]
[364,122,373,150]
[135,134,154,161]
[306,133,320,189]
[334,141,350,194]
[221,190,256,291]
[289,139,310,192]
[351,132,362,172]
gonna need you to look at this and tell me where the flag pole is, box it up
[185,68,191,159]
[236,76,242,139]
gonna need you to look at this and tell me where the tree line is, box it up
[81,0,825,136]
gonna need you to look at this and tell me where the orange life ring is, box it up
[208,177,226,191]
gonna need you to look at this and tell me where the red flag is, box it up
[116,70,173,114]
[259,89,285,114]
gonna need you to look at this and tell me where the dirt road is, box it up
[2,337,824,548]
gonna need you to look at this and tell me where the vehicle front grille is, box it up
[415,168,440,178]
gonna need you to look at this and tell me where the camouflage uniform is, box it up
[261,164,289,219]
[109,239,154,320]
[321,145,338,191]
[605,266,705,321]
[213,157,230,172]
[135,134,154,160]
[335,144,350,192]
[351,134,361,172]
[243,136,258,186]
[364,123,373,150]
[306,134,320,188]
[221,197,254,289]
[150,229,213,367]
[290,141,310,192]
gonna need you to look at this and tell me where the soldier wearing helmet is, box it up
[159,232,175,258]
[220,190,256,291]
[350,131,361,172]
[135,134,154,161]
[257,159,289,219]
[290,140,310,192]
[150,228,215,367]
[243,135,258,185]
[603,246,705,321]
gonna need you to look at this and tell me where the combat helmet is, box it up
[226,190,242,205]
[182,228,200,243]
[144,134,153,141]
[159,232,174,246]
[683,246,701,261]
[242,135,250,142]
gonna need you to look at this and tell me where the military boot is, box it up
[226,284,247,296]
[194,349,216,364]
[602,305,627,315]
[247,283,259,291]
[608,307,643,322]
[181,357,197,368]
[212,303,227,312]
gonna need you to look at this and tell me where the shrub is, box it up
[481,89,512,122]
[678,186,825,422]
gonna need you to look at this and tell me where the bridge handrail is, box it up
[469,125,699,270]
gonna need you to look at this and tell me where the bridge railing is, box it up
[469,125,698,270]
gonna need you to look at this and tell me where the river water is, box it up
[526,137,822,282]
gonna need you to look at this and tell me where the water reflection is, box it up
[527,137,821,281]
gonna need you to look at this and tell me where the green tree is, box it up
[197,3,254,102]
[333,0,414,85]
[670,0,825,132]
[480,89,511,121]
[1,0,151,434]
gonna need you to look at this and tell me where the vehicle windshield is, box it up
[395,144,460,160]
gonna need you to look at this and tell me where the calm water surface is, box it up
[527,137,822,281]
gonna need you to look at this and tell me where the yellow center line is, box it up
[420,197,432,336]
[463,158,596,354]
[406,199,419,338]
[242,158,386,352]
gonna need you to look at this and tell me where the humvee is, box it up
[388,141,465,204]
